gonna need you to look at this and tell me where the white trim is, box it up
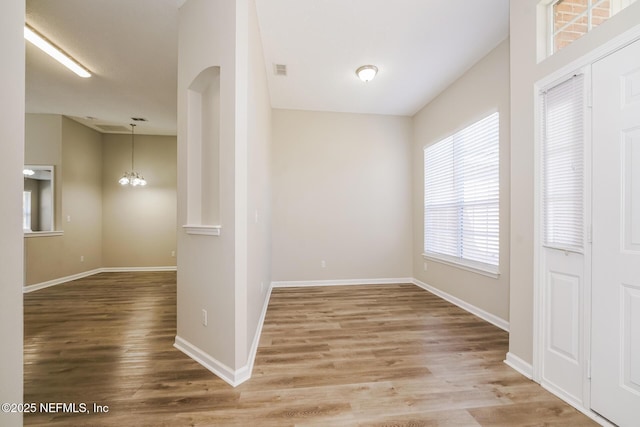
[100,266,177,273]
[581,66,594,409]
[23,268,103,293]
[24,230,63,238]
[182,224,221,236]
[504,352,534,379]
[422,253,500,279]
[173,336,246,387]
[271,277,413,288]
[23,266,177,293]
[537,23,640,90]
[245,284,273,376]
[173,284,273,388]
[411,278,510,331]
[533,70,544,384]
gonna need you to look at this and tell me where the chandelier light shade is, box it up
[119,124,147,187]
[356,65,378,82]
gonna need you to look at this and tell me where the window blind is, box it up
[424,112,500,270]
[542,74,584,252]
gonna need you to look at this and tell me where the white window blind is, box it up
[424,112,500,272]
[542,74,584,252]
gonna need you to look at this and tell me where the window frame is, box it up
[23,191,32,232]
[422,112,500,278]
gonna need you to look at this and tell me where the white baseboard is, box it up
[23,266,177,293]
[173,285,273,388]
[173,336,246,387]
[411,278,510,332]
[100,266,177,273]
[271,277,414,288]
[504,352,534,379]
[246,284,273,376]
[23,268,103,293]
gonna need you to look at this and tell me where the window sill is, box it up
[422,253,500,279]
[24,231,64,238]
[182,225,221,236]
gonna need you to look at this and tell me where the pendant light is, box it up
[118,124,147,187]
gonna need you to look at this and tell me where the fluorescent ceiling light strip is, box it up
[24,25,91,78]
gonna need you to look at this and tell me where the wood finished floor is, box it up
[23,272,596,426]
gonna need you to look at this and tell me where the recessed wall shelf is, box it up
[186,66,221,228]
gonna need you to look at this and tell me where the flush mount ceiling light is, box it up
[356,65,378,82]
[24,24,91,78]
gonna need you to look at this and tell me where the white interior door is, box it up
[591,38,640,426]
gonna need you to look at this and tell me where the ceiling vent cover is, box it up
[273,64,287,76]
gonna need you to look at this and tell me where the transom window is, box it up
[423,112,500,276]
[550,0,637,54]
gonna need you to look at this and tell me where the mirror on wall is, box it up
[23,165,54,233]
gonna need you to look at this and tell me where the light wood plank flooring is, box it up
[24,272,596,426]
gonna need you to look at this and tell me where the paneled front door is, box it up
[591,37,640,427]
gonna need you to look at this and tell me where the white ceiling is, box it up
[25,0,509,135]
[255,0,509,116]
[25,0,179,135]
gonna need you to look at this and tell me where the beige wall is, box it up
[102,133,177,267]
[24,115,177,286]
[177,0,272,377]
[24,116,103,285]
[412,40,511,323]
[509,0,640,363]
[245,0,272,358]
[61,118,103,271]
[177,0,239,370]
[272,109,413,282]
[0,0,24,424]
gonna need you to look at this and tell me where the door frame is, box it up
[532,22,640,423]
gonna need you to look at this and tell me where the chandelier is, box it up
[118,124,147,187]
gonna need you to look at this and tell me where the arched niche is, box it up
[184,66,221,235]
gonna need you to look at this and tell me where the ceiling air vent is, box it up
[273,64,287,76]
